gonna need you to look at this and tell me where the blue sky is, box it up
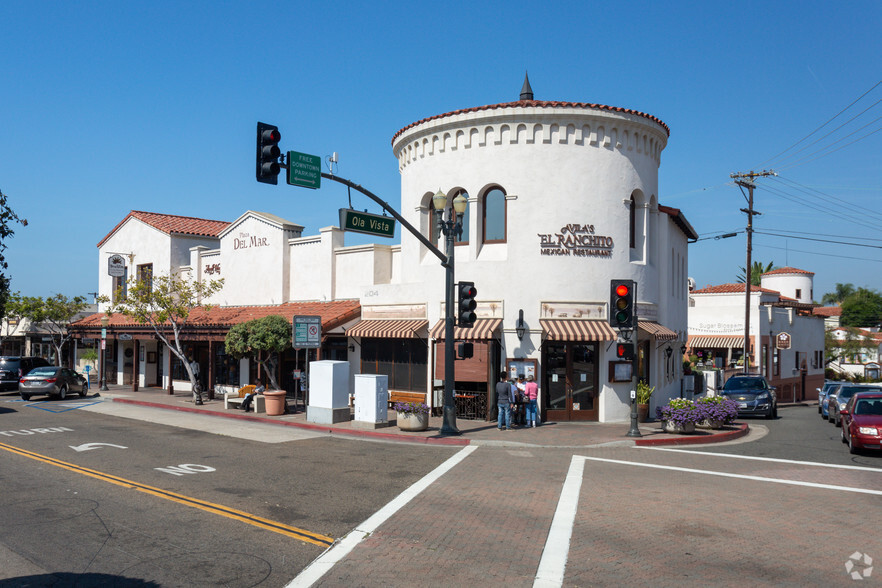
[2,1,880,302]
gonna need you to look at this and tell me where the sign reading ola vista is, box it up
[287,151,322,189]
[339,209,396,238]
[107,254,126,277]
[538,223,614,257]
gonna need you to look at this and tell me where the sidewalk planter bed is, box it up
[656,398,703,434]
[394,401,430,432]
[694,396,739,429]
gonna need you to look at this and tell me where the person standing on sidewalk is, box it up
[524,374,540,427]
[496,372,514,430]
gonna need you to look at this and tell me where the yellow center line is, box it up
[0,442,334,547]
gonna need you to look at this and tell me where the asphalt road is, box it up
[0,396,457,587]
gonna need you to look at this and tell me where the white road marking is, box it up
[70,442,128,452]
[580,455,882,496]
[534,455,586,588]
[286,445,479,588]
[638,446,882,473]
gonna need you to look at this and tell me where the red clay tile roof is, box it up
[691,283,782,295]
[761,266,814,276]
[392,99,670,145]
[658,204,699,241]
[97,211,230,248]
[813,306,842,317]
[73,300,361,330]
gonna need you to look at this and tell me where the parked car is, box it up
[840,391,882,454]
[0,356,51,391]
[719,374,777,419]
[19,367,88,400]
[828,385,882,426]
[818,381,838,416]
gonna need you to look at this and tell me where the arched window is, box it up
[629,194,636,249]
[454,190,469,245]
[482,187,506,243]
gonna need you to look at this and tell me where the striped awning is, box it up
[688,335,744,349]
[429,318,502,340]
[346,319,428,339]
[639,321,678,341]
[540,319,617,342]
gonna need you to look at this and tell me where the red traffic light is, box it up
[615,283,630,297]
[461,285,477,298]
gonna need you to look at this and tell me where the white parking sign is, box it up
[293,315,321,349]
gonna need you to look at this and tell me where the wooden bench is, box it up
[225,385,266,413]
[388,391,426,407]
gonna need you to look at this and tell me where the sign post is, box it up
[293,315,322,412]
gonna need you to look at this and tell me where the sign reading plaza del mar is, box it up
[538,223,614,257]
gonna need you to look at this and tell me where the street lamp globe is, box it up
[452,192,468,214]
[432,189,448,211]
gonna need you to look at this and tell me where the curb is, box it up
[633,422,750,446]
[111,398,471,446]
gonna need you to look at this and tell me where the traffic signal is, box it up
[615,341,635,360]
[609,279,636,329]
[256,122,281,184]
[457,281,477,327]
[457,342,474,359]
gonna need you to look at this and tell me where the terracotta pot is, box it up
[263,390,286,416]
[637,403,650,423]
[397,411,429,432]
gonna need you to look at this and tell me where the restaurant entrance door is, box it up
[544,342,599,421]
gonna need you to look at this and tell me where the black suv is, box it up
[719,374,778,419]
[0,356,51,391]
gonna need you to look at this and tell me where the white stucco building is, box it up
[76,78,697,422]
[687,267,825,401]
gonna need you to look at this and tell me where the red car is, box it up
[840,392,882,454]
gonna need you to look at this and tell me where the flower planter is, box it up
[696,418,724,430]
[263,390,286,416]
[397,411,429,432]
[637,403,650,423]
[661,420,695,434]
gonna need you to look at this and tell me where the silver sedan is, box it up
[19,367,88,400]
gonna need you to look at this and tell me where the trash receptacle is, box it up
[264,390,286,416]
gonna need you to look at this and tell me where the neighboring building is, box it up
[74,79,697,422]
[813,305,842,330]
[2,306,97,367]
[827,326,882,380]
[687,267,825,401]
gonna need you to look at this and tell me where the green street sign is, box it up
[287,151,321,189]
[339,208,396,238]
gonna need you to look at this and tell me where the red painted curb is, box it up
[634,422,750,446]
[111,398,470,446]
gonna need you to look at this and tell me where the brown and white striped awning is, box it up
[429,318,502,340]
[688,335,745,349]
[540,319,617,342]
[639,321,678,341]
[346,319,428,339]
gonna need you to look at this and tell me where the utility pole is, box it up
[730,170,775,374]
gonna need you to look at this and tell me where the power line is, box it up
[754,229,882,250]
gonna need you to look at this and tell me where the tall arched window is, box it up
[482,187,506,243]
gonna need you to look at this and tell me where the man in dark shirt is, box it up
[496,372,514,430]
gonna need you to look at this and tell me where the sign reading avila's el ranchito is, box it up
[538,223,614,257]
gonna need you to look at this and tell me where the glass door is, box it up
[545,342,599,421]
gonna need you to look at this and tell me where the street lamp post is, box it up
[433,189,468,435]
[99,316,109,391]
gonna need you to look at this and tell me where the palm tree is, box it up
[822,283,856,306]
[736,261,775,286]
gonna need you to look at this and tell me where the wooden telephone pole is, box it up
[731,170,776,374]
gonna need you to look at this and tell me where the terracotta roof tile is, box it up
[691,283,781,295]
[761,266,814,277]
[392,99,670,145]
[813,306,842,317]
[97,211,230,248]
[73,300,361,330]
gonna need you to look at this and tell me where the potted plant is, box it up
[225,315,292,415]
[635,381,654,422]
[394,401,430,432]
[656,398,703,434]
[694,396,739,429]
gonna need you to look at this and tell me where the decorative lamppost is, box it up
[433,188,468,435]
[99,315,109,391]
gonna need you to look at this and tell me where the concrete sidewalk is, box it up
[88,385,749,448]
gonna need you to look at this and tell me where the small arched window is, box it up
[629,194,636,249]
[482,187,506,243]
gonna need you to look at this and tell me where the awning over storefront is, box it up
[540,319,617,342]
[639,321,678,341]
[688,335,744,349]
[429,318,502,340]
[346,319,428,339]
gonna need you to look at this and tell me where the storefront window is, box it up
[214,344,240,386]
[361,338,426,392]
